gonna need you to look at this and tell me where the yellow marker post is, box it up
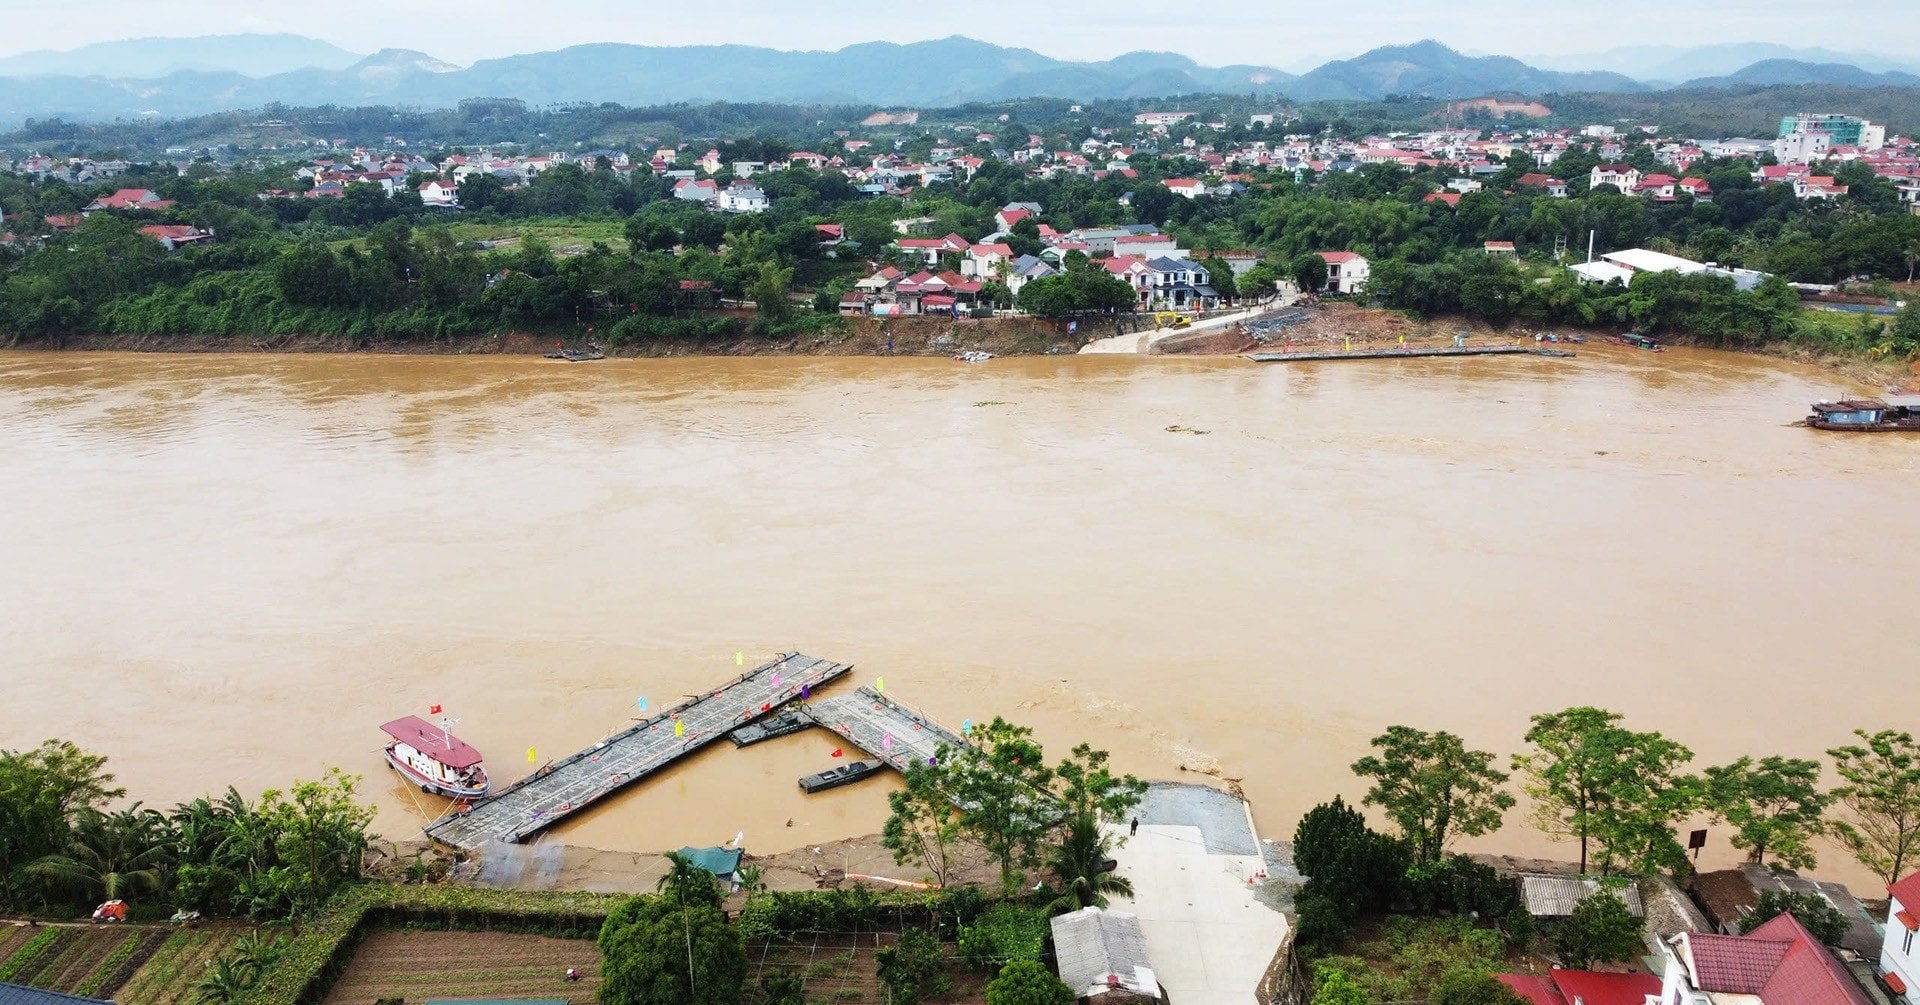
[526,746,536,763]
[674,720,685,737]
[875,676,885,694]
[735,651,744,667]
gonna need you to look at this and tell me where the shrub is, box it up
[599,901,744,1005]
[1406,856,1515,918]
[875,927,949,1005]
[1554,892,1645,970]
[984,959,1074,1005]
[959,904,1049,972]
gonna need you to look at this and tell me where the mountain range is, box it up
[0,34,1916,127]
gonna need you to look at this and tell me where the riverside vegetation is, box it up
[2,109,1919,358]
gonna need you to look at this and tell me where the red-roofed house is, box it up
[1517,173,1570,197]
[963,242,1014,279]
[84,188,173,214]
[1485,240,1517,256]
[1678,177,1714,202]
[1882,872,1920,998]
[1498,969,1660,1005]
[994,207,1032,232]
[139,224,213,252]
[1164,178,1209,198]
[894,233,970,268]
[1424,192,1462,207]
[1315,251,1371,295]
[1660,912,1874,1005]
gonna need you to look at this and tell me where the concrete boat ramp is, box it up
[1246,344,1574,363]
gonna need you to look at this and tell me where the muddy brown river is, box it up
[1,347,1914,886]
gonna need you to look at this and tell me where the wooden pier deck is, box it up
[1245,345,1570,363]
[802,687,969,773]
[424,652,853,849]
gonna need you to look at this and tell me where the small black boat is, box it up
[729,710,810,748]
[544,348,605,362]
[798,759,885,793]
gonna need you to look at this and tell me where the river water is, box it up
[1,347,1914,885]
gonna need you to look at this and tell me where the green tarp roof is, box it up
[677,845,742,877]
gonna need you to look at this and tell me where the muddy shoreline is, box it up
[7,306,1910,389]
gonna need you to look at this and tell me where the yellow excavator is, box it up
[1154,310,1193,330]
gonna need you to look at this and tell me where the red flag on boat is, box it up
[831,748,844,758]
[429,704,442,715]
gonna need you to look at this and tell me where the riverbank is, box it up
[0,313,1137,361]
[8,304,1911,389]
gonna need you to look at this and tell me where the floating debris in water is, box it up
[973,401,1010,407]
[1165,425,1211,435]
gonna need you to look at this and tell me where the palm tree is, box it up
[1045,815,1133,914]
[1905,240,1920,284]
[655,851,720,908]
[24,806,170,904]
[191,953,257,1005]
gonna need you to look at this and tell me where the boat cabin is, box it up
[1812,400,1895,425]
[380,716,489,797]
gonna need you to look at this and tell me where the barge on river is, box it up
[381,716,490,798]
[1804,399,1920,432]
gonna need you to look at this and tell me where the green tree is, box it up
[1312,966,1372,1005]
[190,952,257,1005]
[599,898,746,1005]
[1434,967,1528,1005]
[655,850,723,909]
[1553,891,1644,969]
[1050,743,1145,826]
[754,970,807,1005]
[946,718,1054,893]
[984,959,1074,1005]
[875,926,950,1005]
[1514,707,1698,875]
[1045,814,1133,913]
[1351,726,1514,864]
[0,740,124,909]
[1701,757,1828,870]
[252,768,374,917]
[1827,729,1920,885]
[747,261,794,328]
[22,806,170,905]
[1738,889,1851,946]
[882,758,962,887]
[1290,252,1328,292]
[625,216,679,254]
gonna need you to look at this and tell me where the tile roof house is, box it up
[1497,968,1662,1005]
[1050,907,1164,1001]
[1660,912,1875,1005]
[1689,864,1881,960]
[139,224,214,252]
[1879,871,1920,998]
[83,188,174,214]
[1315,251,1372,295]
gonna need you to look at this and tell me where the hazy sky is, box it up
[0,0,1911,69]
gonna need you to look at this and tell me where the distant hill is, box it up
[1545,43,1920,83]
[0,33,364,78]
[1286,41,1645,101]
[2,34,1919,128]
[1681,59,1920,90]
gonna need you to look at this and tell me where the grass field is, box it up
[321,930,602,1005]
[744,932,984,1005]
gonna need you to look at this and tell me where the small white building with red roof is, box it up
[1316,251,1371,295]
[1883,871,1920,999]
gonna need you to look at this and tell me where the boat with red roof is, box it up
[380,715,490,798]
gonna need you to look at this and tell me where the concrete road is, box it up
[1076,306,1271,355]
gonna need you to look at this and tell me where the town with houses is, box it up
[3,108,1916,314]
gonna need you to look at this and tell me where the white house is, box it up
[1590,163,1642,192]
[673,178,719,203]
[1164,178,1209,198]
[1657,912,1872,1005]
[718,184,768,214]
[417,179,459,208]
[1884,872,1920,1000]
[1316,251,1371,295]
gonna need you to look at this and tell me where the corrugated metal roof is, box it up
[1049,907,1161,998]
[1518,874,1643,918]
